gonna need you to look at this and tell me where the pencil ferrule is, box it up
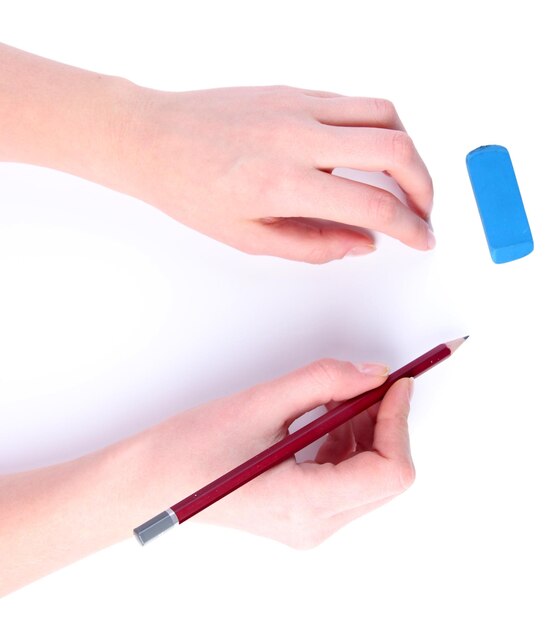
[133,508,178,546]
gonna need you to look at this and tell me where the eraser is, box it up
[466,145,533,263]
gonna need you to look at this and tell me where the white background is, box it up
[1,1,557,623]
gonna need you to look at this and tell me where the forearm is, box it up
[0,43,141,190]
[0,431,165,596]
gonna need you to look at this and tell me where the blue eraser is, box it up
[466,145,533,263]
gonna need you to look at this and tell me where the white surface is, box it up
[1,1,557,623]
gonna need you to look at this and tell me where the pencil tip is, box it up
[446,336,469,353]
[463,335,469,341]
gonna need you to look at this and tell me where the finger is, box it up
[290,171,434,251]
[320,397,382,458]
[351,407,379,451]
[314,421,355,465]
[297,379,415,513]
[316,399,371,463]
[245,359,389,433]
[243,217,376,264]
[315,400,355,464]
[309,97,406,131]
[372,378,413,463]
[314,127,433,217]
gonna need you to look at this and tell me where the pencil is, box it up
[133,336,468,545]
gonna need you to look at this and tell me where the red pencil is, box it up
[134,337,468,545]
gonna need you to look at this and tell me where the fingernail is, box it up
[408,377,415,401]
[355,363,389,376]
[426,228,436,250]
[345,244,376,257]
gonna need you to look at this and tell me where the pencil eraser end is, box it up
[466,145,533,264]
[133,508,178,546]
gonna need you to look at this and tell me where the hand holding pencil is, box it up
[134,337,467,545]
[2,353,427,595]
[130,358,420,549]
[135,338,466,545]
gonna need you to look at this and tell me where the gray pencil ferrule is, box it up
[133,508,178,546]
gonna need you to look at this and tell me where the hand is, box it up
[1,46,433,263]
[141,360,415,548]
[0,358,414,594]
[120,86,434,262]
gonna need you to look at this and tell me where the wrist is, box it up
[0,427,165,594]
[0,44,144,191]
[103,80,163,199]
[100,417,196,532]
[91,425,169,536]
[50,72,148,192]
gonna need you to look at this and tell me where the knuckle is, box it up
[369,189,398,226]
[307,358,340,390]
[303,226,342,265]
[305,246,334,265]
[389,130,415,163]
[373,98,397,121]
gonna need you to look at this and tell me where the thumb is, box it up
[247,218,376,263]
[246,359,389,433]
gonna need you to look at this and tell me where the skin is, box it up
[0,45,434,263]
[0,363,414,596]
[0,43,430,595]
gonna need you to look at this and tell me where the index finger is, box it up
[314,126,434,218]
[288,171,434,251]
[307,96,406,131]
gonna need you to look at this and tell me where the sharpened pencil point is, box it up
[446,336,469,353]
